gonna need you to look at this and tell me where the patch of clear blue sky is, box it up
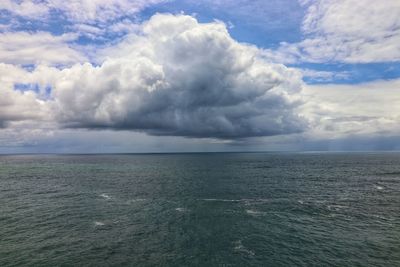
[2,1,400,85]
[140,0,305,48]
[14,83,52,100]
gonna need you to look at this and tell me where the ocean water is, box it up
[0,153,399,266]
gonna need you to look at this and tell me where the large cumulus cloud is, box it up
[50,14,307,139]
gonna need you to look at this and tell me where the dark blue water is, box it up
[0,153,399,266]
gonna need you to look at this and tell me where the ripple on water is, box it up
[245,209,265,216]
[125,199,147,204]
[1,153,400,266]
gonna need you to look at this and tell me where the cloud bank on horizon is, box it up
[0,0,400,152]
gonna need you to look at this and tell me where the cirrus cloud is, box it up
[266,0,400,64]
[0,0,167,23]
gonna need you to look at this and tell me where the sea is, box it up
[0,152,399,266]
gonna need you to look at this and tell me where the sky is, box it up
[1,0,400,153]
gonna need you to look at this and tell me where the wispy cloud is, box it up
[0,0,167,23]
[0,0,50,19]
[300,69,350,83]
[266,0,400,63]
[0,0,167,38]
[0,32,85,65]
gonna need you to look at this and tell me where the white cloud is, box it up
[302,78,400,139]
[0,1,167,38]
[0,32,85,65]
[300,69,350,82]
[267,0,400,63]
[0,0,167,23]
[2,13,400,151]
[69,19,141,40]
[71,24,105,38]
[0,89,47,128]
[49,14,307,139]
[0,0,49,18]
[0,14,307,139]
[48,0,167,23]
[0,63,51,127]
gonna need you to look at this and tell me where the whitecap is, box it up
[245,209,264,216]
[200,198,272,205]
[100,193,111,200]
[202,198,240,202]
[375,185,384,190]
[233,240,255,257]
[175,207,188,212]
[201,198,258,203]
[94,221,105,226]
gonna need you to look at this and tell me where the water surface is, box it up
[0,153,399,266]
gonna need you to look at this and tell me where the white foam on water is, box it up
[233,240,255,257]
[202,198,241,202]
[201,198,267,202]
[375,185,384,190]
[245,209,264,216]
[100,193,111,200]
[298,200,304,204]
[175,208,188,212]
[94,221,105,226]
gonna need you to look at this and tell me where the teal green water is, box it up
[0,153,399,266]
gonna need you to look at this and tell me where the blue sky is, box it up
[1,0,400,152]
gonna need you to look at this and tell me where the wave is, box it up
[245,209,265,216]
[378,171,400,176]
[200,198,271,203]
[175,207,188,212]
[374,185,384,190]
[94,221,105,226]
[99,193,111,200]
[233,240,255,257]
[201,198,242,202]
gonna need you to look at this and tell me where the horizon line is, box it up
[1,150,400,156]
